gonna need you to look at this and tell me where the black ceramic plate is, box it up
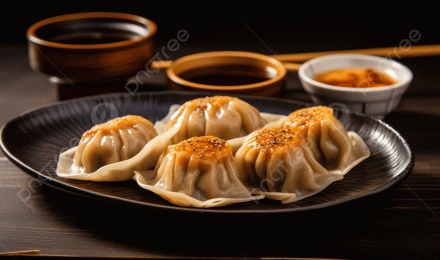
[0,91,414,213]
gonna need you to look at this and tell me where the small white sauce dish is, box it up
[298,54,413,119]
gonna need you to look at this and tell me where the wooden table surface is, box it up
[1,40,439,259]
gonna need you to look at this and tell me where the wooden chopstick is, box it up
[150,59,303,72]
[150,60,174,70]
[0,249,41,256]
[270,44,440,63]
[282,62,302,72]
[148,44,440,73]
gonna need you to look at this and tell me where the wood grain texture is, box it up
[1,155,439,259]
[1,44,439,259]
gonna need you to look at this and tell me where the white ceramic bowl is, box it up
[298,54,413,119]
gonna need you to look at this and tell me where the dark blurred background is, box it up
[3,8,439,52]
[2,8,440,97]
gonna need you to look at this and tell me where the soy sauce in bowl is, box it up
[181,72,271,86]
[48,33,137,45]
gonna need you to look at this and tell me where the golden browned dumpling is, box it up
[283,106,370,172]
[72,115,158,174]
[160,96,268,143]
[235,127,339,203]
[56,115,183,182]
[134,136,263,208]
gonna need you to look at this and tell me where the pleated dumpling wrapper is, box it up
[235,127,344,204]
[153,96,281,143]
[56,115,181,182]
[282,106,370,175]
[134,136,264,208]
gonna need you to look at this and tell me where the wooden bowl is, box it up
[27,12,157,100]
[165,51,287,97]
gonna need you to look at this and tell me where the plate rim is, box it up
[0,90,415,214]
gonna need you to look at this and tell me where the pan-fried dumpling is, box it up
[158,96,268,143]
[134,136,264,208]
[56,115,175,182]
[283,106,370,173]
[235,127,343,203]
[73,115,158,173]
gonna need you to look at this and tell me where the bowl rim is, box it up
[26,12,157,50]
[298,53,413,93]
[166,51,287,91]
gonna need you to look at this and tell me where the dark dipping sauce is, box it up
[182,73,270,86]
[179,65,274,86]
[33,19,147,45]
[49,33,137,45]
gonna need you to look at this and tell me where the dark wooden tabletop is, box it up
[1,26,440,259]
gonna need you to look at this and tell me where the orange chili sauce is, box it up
[313,68,398,88]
